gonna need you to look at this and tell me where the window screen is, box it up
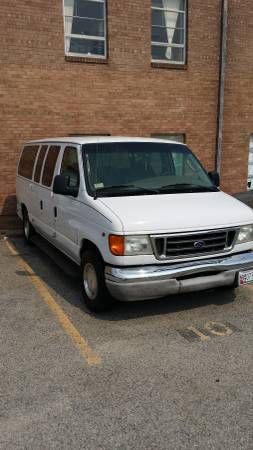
[41,146,60,187]
[34,145,48,183]
[18,145,39,179]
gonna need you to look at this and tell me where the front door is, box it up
[54,145,81,262]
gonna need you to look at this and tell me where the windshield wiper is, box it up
[94,184,159,198]
[159,183,218,193]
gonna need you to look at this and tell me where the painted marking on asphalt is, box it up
[178,321,240,342]
[204,321,234,337]
[185,326,210,341]
[5,239,102,366]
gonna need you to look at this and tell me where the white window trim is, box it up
[63,0,107,59]
[151,2,187,65]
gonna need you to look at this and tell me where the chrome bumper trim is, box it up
[105,252,253,301]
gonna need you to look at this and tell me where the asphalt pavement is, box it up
[0,236,252,450]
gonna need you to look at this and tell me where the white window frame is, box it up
[151,1,187,65]
[63,0,107,59]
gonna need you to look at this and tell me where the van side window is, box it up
[61,147,80,189]
[34,145,48,183]
[18,145,39,179]
[41,145,60,187]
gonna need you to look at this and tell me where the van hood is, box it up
[98,191,253,234]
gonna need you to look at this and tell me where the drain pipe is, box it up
[216,0,228,175]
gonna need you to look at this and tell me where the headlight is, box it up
[125,235,152,255]
[236,225,253,244]
[109,235,153,256]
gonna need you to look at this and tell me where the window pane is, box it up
[152,10,184,28]
[172,153,184,176]
[152,9,166,26]
[152,134,185,143]
[68,37,105,56]
[61,147,80,189]
[34,145,48,183]
[74,0,104,20]
[152,0,185,10]
[18,146,39,180]
[152,45,184,62]
[42,146,60,187]
[152,26,168,43]
[84,143,213,194]
[152,27,184,45]
[172,27,184,45]
[152,0,164,7]
[69,17,105,37]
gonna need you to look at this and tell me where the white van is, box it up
[16,137,253,311]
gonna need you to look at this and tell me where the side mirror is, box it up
[53,174,78,197]
[208,171,220,187]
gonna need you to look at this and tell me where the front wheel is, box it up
[80,250,115,312]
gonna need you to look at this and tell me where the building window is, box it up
[63,0,106,58]
[151,0,186,64]
[151,134,186,143]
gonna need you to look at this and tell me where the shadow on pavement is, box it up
[9,235,237,321]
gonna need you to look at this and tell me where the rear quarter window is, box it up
[41,145,61,187]
[18,145,39,179]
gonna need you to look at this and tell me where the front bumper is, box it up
[105,252,253,301]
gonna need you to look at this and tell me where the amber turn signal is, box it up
[109,235,124,256]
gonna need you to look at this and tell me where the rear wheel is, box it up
[80,250,115,312]
[22,208,35,245]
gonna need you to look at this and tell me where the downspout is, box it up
[216,0,228,175]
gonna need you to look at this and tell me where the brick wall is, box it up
[0,0,252,222]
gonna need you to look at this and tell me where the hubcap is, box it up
[83,263,98,300]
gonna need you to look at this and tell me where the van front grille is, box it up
[152,229,237,260]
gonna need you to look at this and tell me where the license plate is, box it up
[239,269,253,285]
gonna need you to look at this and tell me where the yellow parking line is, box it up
[5,239,102,366]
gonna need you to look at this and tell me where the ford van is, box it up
[16,137,253,311]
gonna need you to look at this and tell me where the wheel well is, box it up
[21,203,27,216]
[80,239,103,261]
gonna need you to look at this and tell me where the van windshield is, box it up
[82,142,218,197]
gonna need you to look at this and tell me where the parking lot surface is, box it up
[0,236,252,450]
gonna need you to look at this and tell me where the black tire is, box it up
[80,250,115,312]
[22,208,35,245]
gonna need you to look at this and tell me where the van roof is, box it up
[24,136,186,146]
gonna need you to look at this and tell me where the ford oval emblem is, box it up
[193,240,205,249]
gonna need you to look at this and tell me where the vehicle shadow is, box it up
[0,196,22,230]
[9,235,237,322]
